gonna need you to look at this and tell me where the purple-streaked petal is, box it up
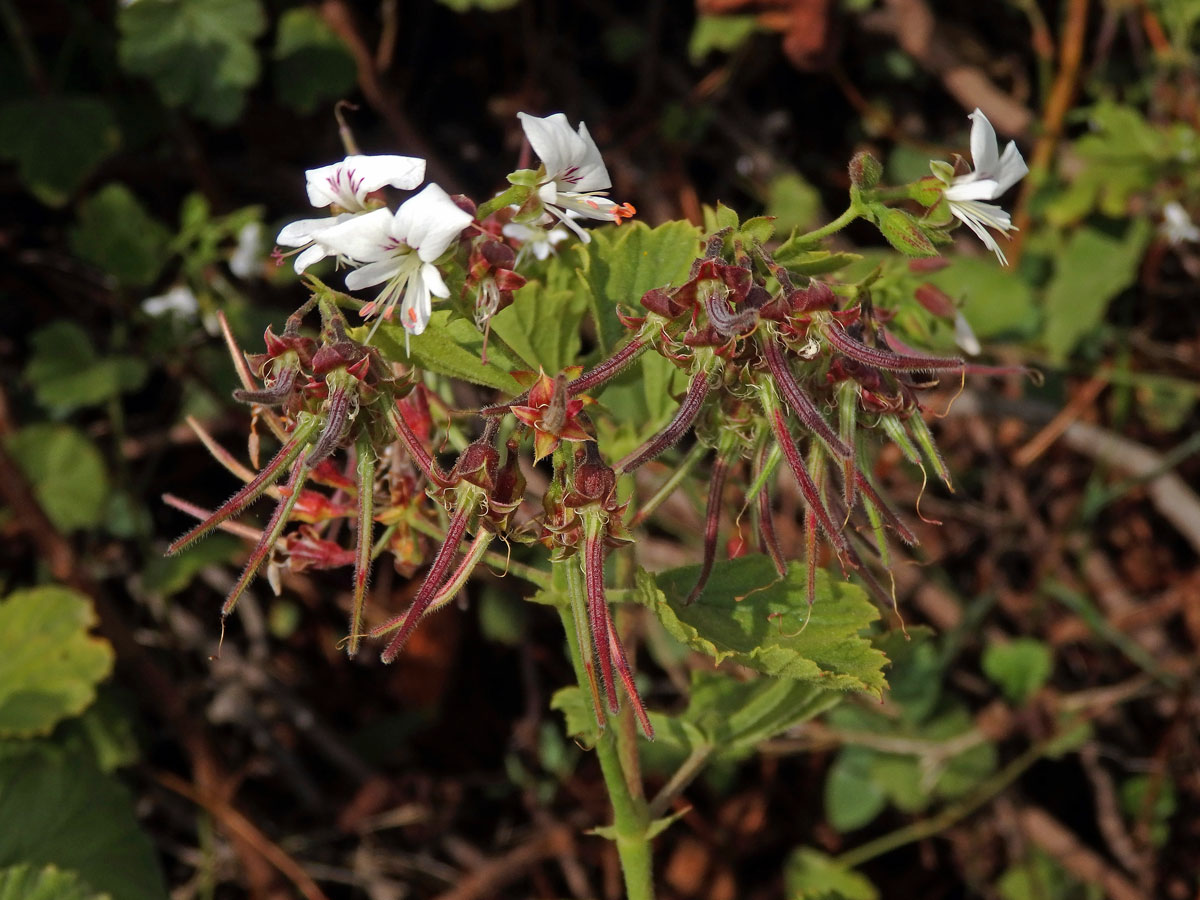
[518,112,612,192]
[305,155,426,209]
[316,207,397,262]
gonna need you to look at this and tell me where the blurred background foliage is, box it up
[0,0,1198,898]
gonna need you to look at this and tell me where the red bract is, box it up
[510,368,596,461]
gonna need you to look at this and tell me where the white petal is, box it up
[316,207,397,262]
[293,243,328,274]
[343,154,426,194]
[519,112,580,181]
[393,183,472,263]
[346,257,408,290]
[945,177,1003,203]
[277,214,349,246]
[554,192,620,221]
[950,201,1010,264]
[142,285,198,318]
[566,121,612,192]
[400,277,433,335]
[305,155,426,209]
[968,109,1000,177]
[518,112,611,191]
[230,222,263,278]
[992,141,1029,195]
[420,261,449,298]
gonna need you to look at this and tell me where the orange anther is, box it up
[614,202,636,223]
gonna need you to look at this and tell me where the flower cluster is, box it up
[274,112,636,339]
[176,106,1029,742]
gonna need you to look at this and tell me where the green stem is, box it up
[793,204,861,244]
[557,559,655,900]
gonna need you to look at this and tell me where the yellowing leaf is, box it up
[0,587,114,738]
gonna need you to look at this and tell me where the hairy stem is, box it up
[556,561,656,900]
[616,375,710,474]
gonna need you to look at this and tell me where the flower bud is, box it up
[849,151,883,189]
[876,208,938,258]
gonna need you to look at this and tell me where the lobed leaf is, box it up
[633,556,888,696]
[784,847,879,900]
[0,750,167,900]
[0,587,114,739]
[0,97,120,207]
[490,280,588,373]
[650,669,840,762]
[118,0,267,125]
[370,314,523,394]
[24,322,148,415]
[5,425,110,532]
[575,220,702,352]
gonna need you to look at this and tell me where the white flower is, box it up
[230,221,264,279]
[315,183,472,339]
[517,112,634,242]
[142,285,198,319]
[275,154,426,274]
[1162,202,1200,245]
[502,214,571,263]
[938,109,1029,265]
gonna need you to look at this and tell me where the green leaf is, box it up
[651,669,839,762]
[688,14,761,61]
[118,0,267,125]
[24,321,148,414]
[997,850,1080,900]
[0,750,167,900]
[0,864,109,900]
[272,8,357,114]
[550,686,599,749]
[784,847,879,900]
[1120,774,1176,848]
[5,425,110,532]
[1042,221,1151,362]
[634,556,888,695]
[981,638,1053,705]
[772,242,863,276]
[766,172,822,236]
[0,97,120,207]
[51,690,140,774]
[489,280,588,373]
[371,313,522,394]
[575,220,702,353]
[0,587,114,739]
[872,627,941,724]
[824,746,888,831]
[923,256,1038,341]
[68,184,171,288]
